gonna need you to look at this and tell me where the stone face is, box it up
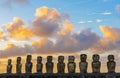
[68,56,76,73]
[57,56,65,73]
[46,56,54,73]
[92,54,101,73]
[36,56,43,73]
[107,55,116,73]
[7,59,12,73]
[79,54,88,73]
[25,55,33,73]
[16,57,22,73]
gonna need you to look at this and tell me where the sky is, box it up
[0,0,120,73]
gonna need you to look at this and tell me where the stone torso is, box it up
[107,61,115,73]
[57,63,65,73]
[46,62,53,73]
[79,62,88,73]
[37,63,43,73]
[68,62,76,73]
[16,63,22,73]
[26,62,32,73]
[92,61,100,73]
[7,65,12,73]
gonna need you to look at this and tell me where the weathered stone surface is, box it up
[36,56,43,73]
[68,56,76,73]
[92,54,101,73]
[16,57,22,73]
[25,55,33,73]
[79,54,88,73]
[7,59,12,73]
[107,55,116,73]
[46,56,54,73]
[57,56,65,73]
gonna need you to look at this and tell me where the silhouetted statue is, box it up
[46,56,54,73]
[107,55,116,73]
[16,57,22,73]
[57,56,65,73]
[25,55,33,73]
[79,54,88,73]
[68,56,76,73]
[92,54,101,73]
[7,59,12,73]
[36,56,43,73]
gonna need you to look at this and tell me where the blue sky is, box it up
[0,0,120,73]
[0,0,120,36]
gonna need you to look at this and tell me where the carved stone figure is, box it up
[92,54,101,73]
[16,57,22,73]
[36,56,43,73]
[79,54,88,73]
[68,56,76,73]
[25,55,33,73]
[57,56,65,73]
[7,59,12,73]
[107,55,116,73]
[46,56,54,73]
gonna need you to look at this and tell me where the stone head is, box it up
[58,56,64,63]
[68,56,75,62]
[47,56,52,62]
[27,55,32,63]
[108,55,114,61]
[8,59,12,65]
[37,56,42,63]
[17,57,21,63]
[92,54,100,62]
[80,54,87,62]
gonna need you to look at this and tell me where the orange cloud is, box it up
[0,30,3,38]
[3,17,34,40]
[58,20,74,35]
[0,7,120,58]
[35,6,60,22]
[32,7,61,37]
[100,26,120,41]
[89,26,120,53]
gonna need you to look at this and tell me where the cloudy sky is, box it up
[0,0,120,73]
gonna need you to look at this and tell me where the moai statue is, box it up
[36,56,43,73]
[57,56,65,73]
[79,54,88,73]
[67,56,76,73]
[107,55,116,73]
[92,54,101,73]
[25,55,33,73]
[16,57,22,73]
[7,59,12,73]
[46,56,54,73]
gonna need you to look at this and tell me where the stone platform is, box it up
[0,73,120,78]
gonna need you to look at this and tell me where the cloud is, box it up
[32,7,61,37]
[1,0,29,8]
[78,21,85,24]
[116,4,120,14]
[0,43,34,58]
[89,26,120,53]
[0,30,3,38]
[96,19,102,23]
[78,19,102,24]
[58,20,74,35]
[89,11,112,16]
[100,26,120,41]
[0,6,120,58]
[101,12,112,15]
[3,17,34,40]
[54,28,99,52]
[87,20,93,23]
